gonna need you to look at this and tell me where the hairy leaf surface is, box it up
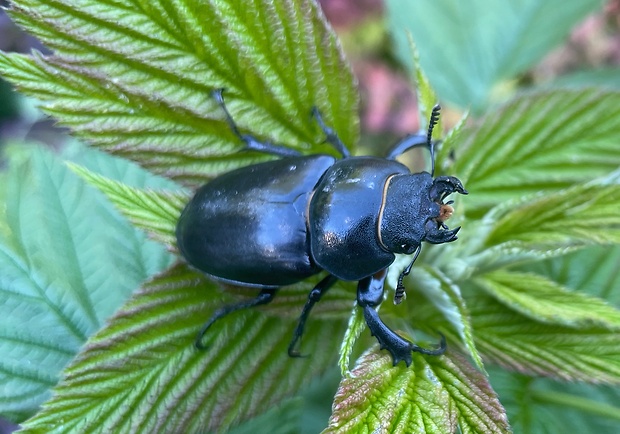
[0,0,359,186]
[325,348,510,433]
[0,144,172,421]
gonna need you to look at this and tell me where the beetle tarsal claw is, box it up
[409,333,447,356]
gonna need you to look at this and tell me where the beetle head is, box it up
[379,173,468,254]
[424,175,468,244]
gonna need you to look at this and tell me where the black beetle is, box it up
[176,90,467,366]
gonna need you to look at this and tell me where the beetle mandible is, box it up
[176,89,468,366]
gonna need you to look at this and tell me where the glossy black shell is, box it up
[176,152,436,287]
[308,157,409,280]
[176,155,335,287]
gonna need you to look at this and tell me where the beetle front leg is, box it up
[357,270,414,366]
[288,274,338,357]
[357,270,446,367]
[385,133,429,161]
[385,104,441,175]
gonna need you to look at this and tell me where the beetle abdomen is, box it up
[309,157,410,281]
[176,155,335,286]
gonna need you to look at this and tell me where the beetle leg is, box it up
[311,107,351,158]
[195,287,277,350]
[288,274,339,357]
[357,270,413,366]
[212,88,302,157]
[394,245,422,305]
[385,104,441,176]
[385,133,429,161]
[357,269,446,367]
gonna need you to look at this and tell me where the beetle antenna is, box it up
[426,104,441,176]
[394,245,422,305]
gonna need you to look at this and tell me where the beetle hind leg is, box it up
[195,287,277,350]
[357,270,446,366]
[288,274,338,357]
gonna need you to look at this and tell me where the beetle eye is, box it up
[400,243,417,254]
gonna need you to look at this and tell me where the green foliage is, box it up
[467,290,620,383]
[1,0,359,186]
[386,0,605,111]
[549,67,620,90]
[17,264,347,432]
[452,90,620,219]
[0,0,619,433]
[490,368,620,433]
[0,143,173,421]
[475,270,620,329]
[416,265,484,373]
[326,349,510,433]
[0,78,19,119]
[67,163,188,247]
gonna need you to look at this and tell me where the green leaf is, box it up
[434,351,511,434]
[481,183,620,252]
[325,347,510,433]
[490,368,620,434]
[526,245,620,305]
[0,77,19,119]
[326,349,455,433]
[413,265,485,373]
[474,270,620,329]
[338,301,365,376]
[436,109,469,177]
[408,36,442,138]
[67,163,188,247]
[226,399,303,434]
[469,291,620,383]
[453,89,620,219]
[386,0,603,110]
[0,144,172,422]
[550,68,620,90]
[18,264,348,433]
[0,0,359,185]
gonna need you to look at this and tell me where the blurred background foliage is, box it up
[0,0,619,433]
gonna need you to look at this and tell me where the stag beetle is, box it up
[176,90,467,366]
